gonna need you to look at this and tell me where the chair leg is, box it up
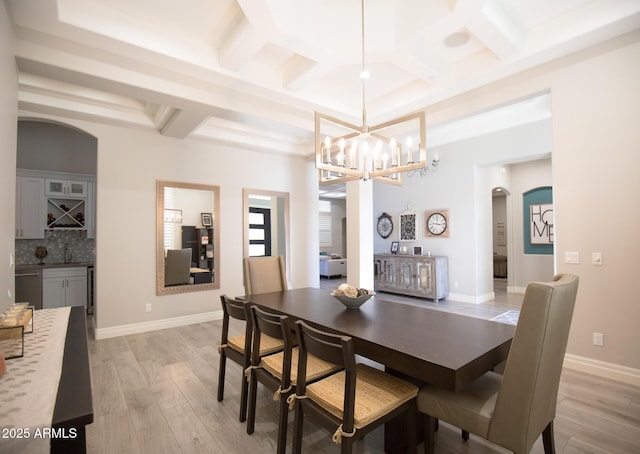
[462,430,469,441]
[407,400,418,454]
[341,437,354,454]
[542,421,556,454]
[424,414,435,454]
[292,401,304,454]
[239,372,248,423]
[276,396,289,454]
[246,371,258,434]
[217,352,226,402]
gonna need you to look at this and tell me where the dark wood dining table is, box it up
[242,287,515,453]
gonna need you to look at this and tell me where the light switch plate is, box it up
[565,251,580,264]
[592,252,603,266]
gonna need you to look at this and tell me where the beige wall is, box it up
[0,3,17,313]
[91,124,318,334]
[550,33,640,368]
[424,31,640,370]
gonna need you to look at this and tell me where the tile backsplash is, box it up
[16,230,95,265]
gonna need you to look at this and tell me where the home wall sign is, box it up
[530,204,554,244]
[523,186,554,255]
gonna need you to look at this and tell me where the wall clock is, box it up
[425,209,449,238]
[376,212,393,239]
[399,211,417,242]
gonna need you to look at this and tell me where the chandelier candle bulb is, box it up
[390,139,397,166]
[350,140,357,169]
[324,136,331,164]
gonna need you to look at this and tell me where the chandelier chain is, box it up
[361,0,368,132]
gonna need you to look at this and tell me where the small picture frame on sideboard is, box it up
[390,241,399,254]
[413,246,423,255]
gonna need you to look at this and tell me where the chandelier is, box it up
[315,0,428,186]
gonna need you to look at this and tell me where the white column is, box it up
[345,179,374,289]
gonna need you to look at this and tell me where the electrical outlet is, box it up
[593,332,604,346]
[145,303,152,312]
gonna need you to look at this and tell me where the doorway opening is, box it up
[492,187,509,295]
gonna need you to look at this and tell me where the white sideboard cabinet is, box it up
[374,254,449,301]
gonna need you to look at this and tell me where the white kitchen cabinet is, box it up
[43,267,87,309]
[16,176,45,239]
[45,178,87,198]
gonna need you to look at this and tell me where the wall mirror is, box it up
[157,180,220,295]
[243,188,290,277]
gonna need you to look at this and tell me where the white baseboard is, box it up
[507,286,526,294]
[95,310,223,340]
[447,293,476,303]
[564,353,640,387]
[449,292,496,304]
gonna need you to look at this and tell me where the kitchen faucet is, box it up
[64,243,72,264]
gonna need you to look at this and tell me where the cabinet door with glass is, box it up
[46,178,88,198]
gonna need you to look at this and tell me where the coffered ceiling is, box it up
[5,0,640,156]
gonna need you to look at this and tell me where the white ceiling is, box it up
[5,0,640,156]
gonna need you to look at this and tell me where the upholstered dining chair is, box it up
[164,248,191,286]
[243,255,288,294]
[289,320,419,454]
[217,295,283,422]
[245,305,342,454]
[417,273,579,454]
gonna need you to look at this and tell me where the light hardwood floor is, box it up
[86,282,640,453]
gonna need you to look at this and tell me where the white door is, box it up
[43,278,67,308]
[66,276,88,307]
[16,176,45,239]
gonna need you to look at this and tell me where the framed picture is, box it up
[413,246,423,255]
[399,211,417,242]
[390,241,399,254]
[163,209,182,223]
[201,212,213,227]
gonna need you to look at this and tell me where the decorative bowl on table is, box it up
[331,284,374,310]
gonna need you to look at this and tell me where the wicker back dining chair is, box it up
[289,320,419,454]
[417,274,579,454]
[243,255,287,295]
[217,295,283,422]
[245,306,341,454]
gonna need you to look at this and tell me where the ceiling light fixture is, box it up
[315,0,429,186]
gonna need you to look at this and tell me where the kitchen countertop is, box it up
[16,262,94,270]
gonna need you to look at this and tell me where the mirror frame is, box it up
[157,180,221,295]
[243,188,290,279]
